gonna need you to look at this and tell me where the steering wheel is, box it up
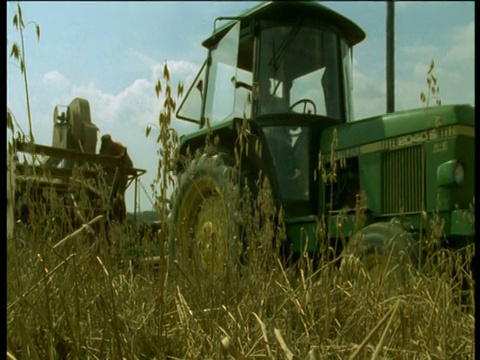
[290,99,317,114]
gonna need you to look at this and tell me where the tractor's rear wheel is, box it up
[169,152,241,280]
[340,221,418,292]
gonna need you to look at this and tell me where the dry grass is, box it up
[6,165,475,359]
[7,43,474,358]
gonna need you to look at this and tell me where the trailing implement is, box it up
[8,97,146,235]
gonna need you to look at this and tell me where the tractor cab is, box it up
[177,1,365,217]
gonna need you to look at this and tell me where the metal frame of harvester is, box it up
[7,97,146,236]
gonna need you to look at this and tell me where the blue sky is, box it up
[6,1,475,212]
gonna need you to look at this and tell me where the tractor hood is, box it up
[320,104,475,159]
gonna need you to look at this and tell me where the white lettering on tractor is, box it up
[433,141,448,153]
[323,125,472,162]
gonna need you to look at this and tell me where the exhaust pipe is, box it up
[386,0,395,113]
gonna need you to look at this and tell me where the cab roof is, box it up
[202,1,366,49]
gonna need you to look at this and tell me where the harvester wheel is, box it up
[169,152,241,280]
[340,221,418,292]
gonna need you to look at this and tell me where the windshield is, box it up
[257,22,347,120]
[177,22,254,126]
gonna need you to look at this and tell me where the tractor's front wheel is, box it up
[169,152,241,280]
[340,221,418,292]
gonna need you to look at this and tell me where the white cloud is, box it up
[352,66,386,119]
[444,22,474,64]
[63,57,198,211]
[70,78,159,130]
[133,50,157,67]
[400,43,439,60]
[42,70,71,89]
[395,2,409,9]
[151,59,199,91]
[32,59,199,145]
[394,77,425,111]
[408,23,474,107]
[379,19,474,114]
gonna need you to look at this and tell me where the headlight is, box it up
[437,160,465,186]
[454,162,465,185]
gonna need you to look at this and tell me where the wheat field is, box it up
[6,168,475,359]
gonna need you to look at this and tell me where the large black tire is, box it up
[169,152,242,279]
[341,221,418,291]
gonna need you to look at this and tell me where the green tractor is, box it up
[168,2,475,279]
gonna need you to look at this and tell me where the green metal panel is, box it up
[319,105,474,207]
[358,153,383,215]
[327,213,359,239]
[449,209,475,236]
[178,119,235,151]
[285,216,318,253]
[317,104,474,241]
[320,104,474,155]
